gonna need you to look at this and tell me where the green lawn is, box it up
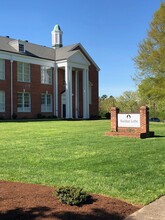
[0,120,165,205]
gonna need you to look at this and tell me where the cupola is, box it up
[51,24,63,49]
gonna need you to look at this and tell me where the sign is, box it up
[118,114,140,128]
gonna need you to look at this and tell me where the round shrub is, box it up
[105,112,111,119]
[55,186,90,206]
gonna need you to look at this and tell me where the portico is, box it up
[54,57,90,119]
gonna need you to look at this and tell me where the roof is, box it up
[0,36,100,70]
[52,24,61,32]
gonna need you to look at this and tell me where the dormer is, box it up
[9,40,25,53]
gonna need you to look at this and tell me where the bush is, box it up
[12,113,17,119]
[105,112,111,119]
[56,186,90,206]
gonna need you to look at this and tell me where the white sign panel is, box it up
[118,114,140,128]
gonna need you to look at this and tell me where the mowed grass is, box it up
[0,120,165,205]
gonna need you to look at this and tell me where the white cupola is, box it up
[51,24,63,49]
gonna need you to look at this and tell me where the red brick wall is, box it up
[109,106,150,137]
[0,61,55,119]
[89,64,99,117]
[1,48,99,120]
[12,62,54,119]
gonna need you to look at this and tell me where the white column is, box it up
[75,70,79,119]
[65,64,69,118]
[54,63,58,117]
[65,65,72,118]
[83,68,89,119]
[69,66,72,118]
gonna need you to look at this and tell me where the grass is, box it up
[0,120,165,205]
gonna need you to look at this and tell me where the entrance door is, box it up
[61,92,66,118]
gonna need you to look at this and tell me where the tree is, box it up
[133,3,165,101]
[100,94,108,100]
[115,91,140,113]
[99,95,116,117]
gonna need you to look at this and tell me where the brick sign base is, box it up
[105,106,154,138]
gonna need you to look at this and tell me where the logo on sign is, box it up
[126,114,131,119]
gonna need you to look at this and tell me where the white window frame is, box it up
[17,62,30,82]
[41,66,52,85]
[17,92,31,112]
[19,43,25,53]
[41,93,52,112]
[0,59,5,80]
[0,91,5,112]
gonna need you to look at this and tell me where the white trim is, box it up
[0,51,55,67]
[17,92,31,112]
[70,43,100,71]
[41,66,52,84]
[68,50,90,66]
[41,93,52,112]
[17,62,31,82]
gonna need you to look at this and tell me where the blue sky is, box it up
[1,0,163,97]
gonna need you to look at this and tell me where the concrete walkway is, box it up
[125,195,165,220]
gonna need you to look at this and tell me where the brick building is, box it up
[0,25,99,119]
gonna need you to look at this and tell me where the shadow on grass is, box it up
[152,135,165,138]
[0,206,125,220]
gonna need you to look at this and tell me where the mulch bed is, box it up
[0,180,142,220]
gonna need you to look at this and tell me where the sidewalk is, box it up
[125,195,165,220]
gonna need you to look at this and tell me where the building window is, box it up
[0,91,5,112]
[19,44,25,53]
[17,92,31,112]
[41,66,52,84]
[0,59,5,80]
[17,62,30,82]
[41,93,52,112]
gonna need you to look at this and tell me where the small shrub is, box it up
[37,113,46,119]
[37,113,42,119]
[12,113,17,119]
[105,112,111,119]
[56,186,90,206]
[0,116,4,120]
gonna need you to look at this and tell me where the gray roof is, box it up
[0,36,78,61]
[0,36,100,70]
